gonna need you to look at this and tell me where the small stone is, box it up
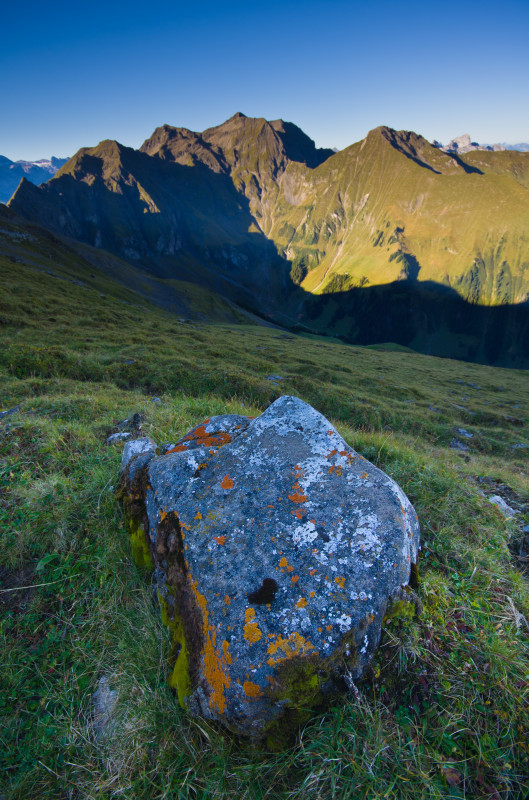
[0,405,22,419]
[450,438,470,451]
[488,495,517,518]
[267,375,284,382]
[107,431,132,444]
[457,428,474,439]
[150,397,162,403]
[92,675,118,743]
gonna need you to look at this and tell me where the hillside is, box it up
[7,114,529,365]
[1,209,528,799]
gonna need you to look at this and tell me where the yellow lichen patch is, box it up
[288,491,308,503]
[221,474,234,490]
[243,681,262,698]
[310,591,316,598]
[129,520,153,570]
[266,632,314,665]
[295,598,308,608]
[279,557,288,568]
[222,640,232,665]
[194,511,202,520]
[190,577,231,714]
[158,592,191,707]
[334,576,346,588]
[244,608,262,644]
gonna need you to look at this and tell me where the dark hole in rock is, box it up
[248,578,278,605]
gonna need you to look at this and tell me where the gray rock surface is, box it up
[450,438,470,452]
[107,431,132,444]
[488,495,517,519]
[118,396,420,740]
[92,675,119,743]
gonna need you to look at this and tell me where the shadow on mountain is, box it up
[10,152,291,312]
[446,152,483,175]
[287,278,529,368]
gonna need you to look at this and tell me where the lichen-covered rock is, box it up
[118,397,420,741]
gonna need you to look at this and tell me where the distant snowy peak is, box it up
[10,155,68,173]
[0,155,68,204]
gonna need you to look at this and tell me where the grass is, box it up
[1,237,529,799]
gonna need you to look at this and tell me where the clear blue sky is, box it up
[2,0,528,160]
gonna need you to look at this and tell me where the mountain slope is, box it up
[7,115,529,364]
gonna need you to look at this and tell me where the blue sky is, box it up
[1,0,528,160]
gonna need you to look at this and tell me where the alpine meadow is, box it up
[1,108,529,800]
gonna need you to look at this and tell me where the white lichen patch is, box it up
[291,520,318,546]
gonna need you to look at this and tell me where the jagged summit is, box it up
[6,112,529,365]
[434,134,506,154]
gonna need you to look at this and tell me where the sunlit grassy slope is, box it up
[1,218,529,799]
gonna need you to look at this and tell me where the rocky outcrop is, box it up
[437,134,506,154]
[118,397,420,742]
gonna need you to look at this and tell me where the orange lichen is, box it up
[295,598,308,608]
[244,608,262,644]
[287,565,294,573]
[243,681,262,698]
[334,576,346,588]
[224,595,231,605]
[295,508,304,519]
[279,557,288,568]
[288,491,308,504]
[166,444,188,453]
[194,511,203,520]
[221,474,234,490]
[214,535,227,545]
[183,421,232,449]
[309,569,317,576]
[189,577,231,714]
[291,575,299,583]
[310,591,316,598]
[222,640,232,665]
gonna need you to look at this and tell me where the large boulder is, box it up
[118,396,420,741]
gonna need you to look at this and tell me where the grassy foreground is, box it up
[1,250,529,799]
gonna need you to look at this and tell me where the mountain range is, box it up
[0,155,68,204]
[6,113,529,366]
